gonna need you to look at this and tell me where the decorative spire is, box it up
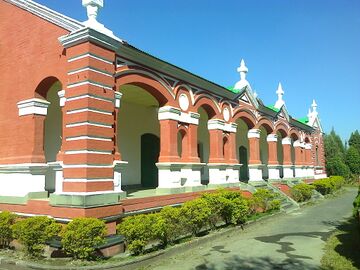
[311,99,317,113]
[237,59,248,81]
[307,108,312,118]
[234,59,250,90]
[82,0,103,23]
[274,82,285,109]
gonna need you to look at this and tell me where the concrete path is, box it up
[132,188,357,270]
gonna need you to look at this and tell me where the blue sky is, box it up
[37,0,360,141]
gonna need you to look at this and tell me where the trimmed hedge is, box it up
[61,217,107,260]
[312,176,345,195]
[117,188,280,255]
[12,216,61,258]
[291,183,315,202]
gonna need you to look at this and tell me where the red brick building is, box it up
[0,0,326,235]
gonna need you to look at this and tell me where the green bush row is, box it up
[117,188,281,255]
[311,176,345,195]
[0,213,106,260]
[291,183,315,202]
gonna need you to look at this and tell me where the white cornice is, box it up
[5,0,84,32]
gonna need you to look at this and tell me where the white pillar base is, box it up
[283,165,294,178]
[208,163,241,186]
[248,164,264,182]
[0,163,48,197]
[48,161,64,194]
[306,166,315,178]
[113,160,128,193]
[156,163,206,190]
[268,165,281,180]
[294,165,306,178]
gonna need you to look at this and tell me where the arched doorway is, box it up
[141,133,160,188]
[117,84,161,190]
[239,145,248,181]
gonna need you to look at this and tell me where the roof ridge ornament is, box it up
[234,59,251,90]
[81,0,122,42]
[82,0,103,23]
[274,82,285,109]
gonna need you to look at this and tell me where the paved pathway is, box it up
[131,188,357,270]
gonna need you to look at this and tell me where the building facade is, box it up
[0,0,326,227]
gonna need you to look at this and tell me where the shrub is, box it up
[117,214,157,255]
[251,189,280,212]
[153,206,184,246]
[291,183,315,202]
[328,176,345,191]
[61,218,106,260]
[12,216,61,257]
[312,176,345,195]
[202,190,250,226]
[0,211,16,248]
[312,178,333,195]
[180,198,212,235]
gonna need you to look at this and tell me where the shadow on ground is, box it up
[332,217,360,269]
[195,256,318,270]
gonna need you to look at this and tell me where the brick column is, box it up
[183,124,200,163]
[267,133,281,180]
[225,132,238,164]
[158,119,180,163]
[282,137,294,178]
[248,129,261,164]
[267,134,278,165]
[248,129,264,182]
[293,140,304,178]
[208,129,225,163]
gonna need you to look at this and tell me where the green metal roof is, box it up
[297,117,309,124]
[226,86,242,94]
[266,105,280,113]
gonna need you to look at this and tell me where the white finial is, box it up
[311,99,317,112]
[274,82,285,109]
[234,59,250,90]
[307,108,312,118]
[237,59,248,81]
[253,90,258,98]
[82,0,103,23]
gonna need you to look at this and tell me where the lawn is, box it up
[321,217,360,270]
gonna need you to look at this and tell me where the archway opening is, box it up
[259,126,269,180]
[276,129,287,178]
[39,79,62,194]
[235,118,252,182]
[117,84,160,190]
[197,107,211,185]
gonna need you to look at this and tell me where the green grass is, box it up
[321,217,360,270]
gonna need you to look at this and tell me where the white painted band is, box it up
[66,121,112,128]
[66,136,112,142]
[66,94,113,103]
[66,108,112,115]
[67,80,113,91]
[67,67,113,77]
[267,134,278,142]
[67,53,113,65]
[282,137,292,145]
[248,129,261,138]
[64,150,112,155]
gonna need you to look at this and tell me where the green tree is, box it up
[324,129,350,177]
[345,146,360,175]
[348,130,360,154]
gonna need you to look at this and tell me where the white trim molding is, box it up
[248,129,261,139]
[208,119,237,133]
[158,106,200,125]
[17,98,50,116]
[267,133,278,142]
